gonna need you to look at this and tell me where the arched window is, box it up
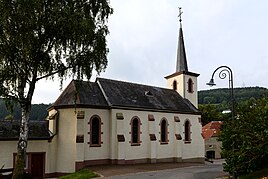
[173,80,177,91]
[188,78,194,93]
[89,115,101,146]
[160,119,168,143]
[184,120,191,143]
[130,117,141,145]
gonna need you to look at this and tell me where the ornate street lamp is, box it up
[206,65,236,179]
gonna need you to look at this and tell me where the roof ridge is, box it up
[97,77,174,91]
[96,78,112,106]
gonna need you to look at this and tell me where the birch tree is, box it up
[0,0,113,178]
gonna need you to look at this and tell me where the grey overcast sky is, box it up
[32,0,268,104]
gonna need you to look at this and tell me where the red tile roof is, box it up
[202,121,222,140]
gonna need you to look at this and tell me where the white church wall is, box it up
[184,75,198,108]
[181,114,204,161]
[52,108,77,173]
[49,106,203,171]
[81,108,110,161]
[108,109,203,162]
[166,74,184,98]
[154,112,176,160]
[117,109,149,161]
[116,109,146,161]
[0,141,16,170]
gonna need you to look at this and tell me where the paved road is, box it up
[104,162,226,179]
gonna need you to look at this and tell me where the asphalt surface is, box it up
[91,160,228,179]
[103,164,225,179]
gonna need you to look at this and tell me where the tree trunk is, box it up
[12,103,31,179]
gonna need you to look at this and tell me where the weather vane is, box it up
[178,7,183,23]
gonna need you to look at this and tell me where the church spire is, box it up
[176,7,188,72]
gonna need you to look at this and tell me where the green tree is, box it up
[219,97,268,176]
[198,104,224,125]
[0,0,113,178]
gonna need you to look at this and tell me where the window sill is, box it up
[89,144,101,147]
[160,142,168,145]
[131,143,141,146]
[184,141,191,144]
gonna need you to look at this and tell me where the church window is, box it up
[160,118,168,144]
[184,120,191,143]
[188,78,194,93]
[173,80,177,90]
[89,115,101,146]
[130,117,141,145]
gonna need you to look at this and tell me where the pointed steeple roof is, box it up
[176,25,188,72]
[165,7,199,80]
[176,7,188,72]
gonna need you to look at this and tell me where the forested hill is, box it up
[198,86,268,104]
[0,99,49,121]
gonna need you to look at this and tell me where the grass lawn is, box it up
[239,167,268,179]
[59,169,99,179]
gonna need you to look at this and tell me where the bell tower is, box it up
[165,7,199,108]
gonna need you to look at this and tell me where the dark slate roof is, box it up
[0,120,52,140]
[98,78,199,113]
[52,78,199,114]
[53,80,108,108]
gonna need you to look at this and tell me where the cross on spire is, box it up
[176,7,188,72]
[178,7,183,26]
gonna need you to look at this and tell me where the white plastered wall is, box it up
[51,108,77,173]
[166,74,198,108]
[47,106,203,171]
[181,114,204,160]
[0,141,50,173]
[77,108,110,162]
[108,109,203,162]
[184,74,198,108]
[167,75,184,98]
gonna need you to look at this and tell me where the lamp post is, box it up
[206,65,236,179]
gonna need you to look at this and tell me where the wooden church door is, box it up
[30,153,45,178]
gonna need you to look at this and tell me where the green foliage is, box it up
[198,104,225,125]
[198,87,268,126]
[219,97,268,175]
[0,99,49,120]
[239,166,268,179]
[30,103,49,120]
[199,87,268,104]
[59,169,99,179]
[0,0,113,102]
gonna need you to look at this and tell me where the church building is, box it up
[0,15,204,178]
